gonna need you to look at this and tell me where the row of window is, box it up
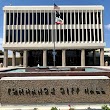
[6,11,101,25]
[6,29,102,43]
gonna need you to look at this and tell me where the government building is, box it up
[2,5,105,67]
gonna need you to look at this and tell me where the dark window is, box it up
[18,30,20,42]
[68,12,70,24]
[83,12,86,24]
[10,13,13,25]
[37,13,40,25]
[45,29,48,42]
[45,12,48,25]
[95,12,97,24]
[41,30,44,42]
[91,12,93,24]
[37,30,40,42]
[87,29,90,41]
[22,30,24,42]
[10,30,13,42]
[64,12,66,24]
[72,12,74,24]
[99,29,101,41]
[49,30,51,42]
[18,13,20,25]
[14,30,16,42]
[79,12,82,24]
[49,13,51,25]
[30,29,32,42]
[30,13,32,25]
[64,29,67,42]
[57,29,59,42]
[22,13,24,25]
[6,30,9,42]
[80,29,82,41]
[87,12,89,24]
[84,29,86,41]
[34,13,36,25]
[72,29,74,41]
[61,29,63,42]
[95,29,98,41]
[41,13,44,25]
[6,13,9,25]
[26,30,28,42]
[91,29,94,41]
[76,29,78,41]
[14,13,17,25]
[98,12,101,24]
[68,29,71,41]
[34,30,36,42]
[76,12,78,24]
[26,13,28,25]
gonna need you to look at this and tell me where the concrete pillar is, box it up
[43,50,47,67]
[62,50,66,66]
[12,51,16,66]
[4,49,8,67]
[81,49,85,66]
[100,48,104,66]
[23,50,28,67]
[93,50,96,66]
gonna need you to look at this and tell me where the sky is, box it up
[0,0,110,54]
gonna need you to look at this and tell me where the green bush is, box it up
[102,105,110,110]
[51,107,58,110]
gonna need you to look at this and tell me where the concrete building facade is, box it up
[2,5,105,67]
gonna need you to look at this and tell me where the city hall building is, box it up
[2,5,105,67]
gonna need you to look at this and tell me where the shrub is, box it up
[51,107,58,110]
[102,105,110,110]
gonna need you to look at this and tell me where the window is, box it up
[98,12,101,24]
[95,29,98,41]
[41,13,44,25]
[83,12,86,24]
[68,12,70,24]
[95,12,97,24]
[80,29,82,41]
[64,29,67,42]
[14,30,16,42]
[87,12,89,24]
[18,30,20,42]
[14,13,17,25]
[26,13,28,25]
[37,13,40,25]
[91,12,93,24]
[10,13,13,25]
[68,29,71,42]
[99,29,101,41]
[18,13,20,25]
[76,29,78,41]
[22,30,24,42]
[6,30,9,42]
[34,13,36,25]
[22,13,24,25]
[45,12,48,25]
[72,12,74,24]
[57,29,59,42]
[91,29,94,41]
[72,29,74,41]
[49,13,51,25]
[64,12,66,24]
[6,13,9,25]
[49,30,51,42]
[79,12,82,24]
[37,30,40,42]
[26,30,28,42]
[41,30,44,42]
[30,29,32,42]
[34,30,36,42]
[45,29,48,42]
[30,13,32,25]
[84,29,86,41]
[10,30,13,42]
[60,29,63,42]
[87,29,90,41]
[76,12,78,24]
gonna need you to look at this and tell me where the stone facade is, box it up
[0,79,110,104]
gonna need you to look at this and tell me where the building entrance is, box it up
[28,50,43,67]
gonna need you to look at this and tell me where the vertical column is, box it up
[78,10,80,42]
[74,10,76,42]
[100,48,104,66]
[93,50,96,66]
[89,10,92,42]
[97,10,99,42]
[82,10,84,42]
[23,50,28,67]
[43,50,47,67]
[86,11,88,42]
[101,10,104,42]
[67,10,68,42]
[12,51,16,66]
[93,10,95,42]
[4,49,8,67]
[81,49,85,66]
[62,50,66,66]
[3,11,6,44]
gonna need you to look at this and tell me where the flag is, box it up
[55,11,63,25]
[54,3,60,9]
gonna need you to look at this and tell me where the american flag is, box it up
[54,3,60,9]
